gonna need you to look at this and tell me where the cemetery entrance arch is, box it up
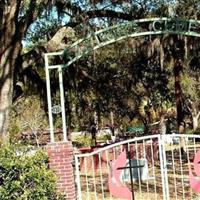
[45,18,200,200]
[45,17,200,142]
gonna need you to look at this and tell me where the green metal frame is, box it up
[45,18,200,142]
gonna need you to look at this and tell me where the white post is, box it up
[45,54,54,142]
[158,135,169,200]
[75,156,82,200]
[58,66,67,141]
[162,135,170,200]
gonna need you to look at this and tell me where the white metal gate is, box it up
[74,134,200,200]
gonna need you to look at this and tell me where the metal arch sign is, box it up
[45,18,200,69]
[44,17,200,143]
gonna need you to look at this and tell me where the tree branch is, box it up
[55,0,82,16]
[86,9,141,20]
[56,0,142,27]
[66,9,142,27]
[17,0,53,41]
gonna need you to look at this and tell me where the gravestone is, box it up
[120,159,149,183]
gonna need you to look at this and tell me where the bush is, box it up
[97,134,111,143]
[0,145,62,200]
[73,135,94,147]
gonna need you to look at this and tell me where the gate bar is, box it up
[45,54,54,142]
[75,156,82,200]
[58,66,67,141]
[158,135,170,200]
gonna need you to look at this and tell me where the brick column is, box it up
[47,141,76,200]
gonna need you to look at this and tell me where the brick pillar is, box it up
[47,141,76,200]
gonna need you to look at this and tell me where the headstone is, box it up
[120,159,149,183]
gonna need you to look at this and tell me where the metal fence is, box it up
[74,134,200,200]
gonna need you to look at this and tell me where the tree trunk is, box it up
[94,111,98,130]
[174,59,185,134]
[173,58,186,154]
[110,111,115,136]
[192,111,200,131]
[159,115,166,135]
[0,44,21,142]
[193,115,198,131]
[0,1,21,142]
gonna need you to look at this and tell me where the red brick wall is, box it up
[79,143,159,174]
[47,142,76,200]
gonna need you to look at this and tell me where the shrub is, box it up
[8,96,48,144]
[0,145,62,200]
[97,134,111,143]
[73,135,94,147]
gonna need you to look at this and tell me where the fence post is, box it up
[158,135,170,200]
[75,155,82,200]
[47,141,76,200]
